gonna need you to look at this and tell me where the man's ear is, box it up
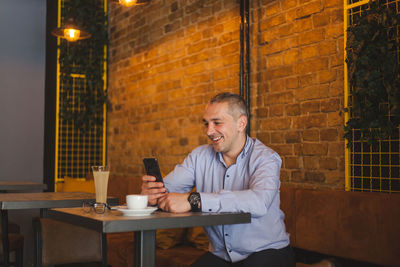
[237,115,247,132]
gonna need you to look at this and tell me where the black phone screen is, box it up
[143,158,163,183]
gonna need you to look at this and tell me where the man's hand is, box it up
[158,192,191,213]
[140,175,167,206]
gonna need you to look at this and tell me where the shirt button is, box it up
[226,175,230,177]
[208,209,212,211]
[225,234,228,236]
[229,250,232,253]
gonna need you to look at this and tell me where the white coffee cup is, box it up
[126,194,148,210]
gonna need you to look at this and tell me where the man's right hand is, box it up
[140,175,167,206]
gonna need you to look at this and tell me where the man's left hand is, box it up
[158,192,191,213]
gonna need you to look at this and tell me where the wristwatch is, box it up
[188,192,201,212]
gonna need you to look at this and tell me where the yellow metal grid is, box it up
[55,0,107,186]
[345,0,400,192]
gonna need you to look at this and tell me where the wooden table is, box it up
[0,181,47,192]
[0,192,118,267]
[48,207,251,267]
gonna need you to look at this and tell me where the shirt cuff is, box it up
[199,192,220,212]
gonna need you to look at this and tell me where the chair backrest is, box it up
[33,217,103,267]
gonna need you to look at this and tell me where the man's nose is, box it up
[206,124,214,136]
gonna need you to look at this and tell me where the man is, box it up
[141,92,294,267]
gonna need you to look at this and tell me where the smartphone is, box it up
[143,158,163,183]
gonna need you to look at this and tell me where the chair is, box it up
[0,222,24,267]
[33,217,106,267]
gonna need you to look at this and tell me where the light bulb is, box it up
[119,0,138,7]
[64,28,81,42]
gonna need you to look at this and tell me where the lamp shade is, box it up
[51,18,91,42]
[115,0,150,7]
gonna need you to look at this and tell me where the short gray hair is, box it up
[209,92,248,120]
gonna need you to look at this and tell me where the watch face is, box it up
[189,192,201,211]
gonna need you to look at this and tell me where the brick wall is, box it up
[108,0,344,189]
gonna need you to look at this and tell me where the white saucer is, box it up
[116,206,158,216]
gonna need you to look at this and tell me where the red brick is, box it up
[256,132,270,144]
[305,171,326,182]
[319,157,338,170]
[327,111,343,127]
[281,0,297,10]
[304,156,319,169]
[318,69,337,83]
[303,129,320,141]
[321,98,340,112]
[299,73,318,87]
[270,105,285,117]
[294,17,312,33]
[294,84,329,101]
[318,40,337,56]
[299,29,325,46]
[283,50,299,65]
[260,118,292,130]
[267,54,283,68]
[265,91,294,104]
[291,170,305,182]
[279,24,295,37]
[286,77,299,89]
[269,144,294,156]
[271,132,285,143]
[285,131,301,143]
[264,66,294,79]
[296,1,322,18]
[325,24,343,38]
[261,14,286,30]
[286,156,301,169]
[301,101,320,114]
[286,104,300,116]
[328,142,344,157]
[320,128,338,141]
[261,39,291,55]
[297,58,329,74]
[300,45,319,60]
[270,79,286,92]
[313,12,330,27]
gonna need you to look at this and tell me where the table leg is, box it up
[1,210,10,267]
[102,233,107,267]
[134,230,156,267]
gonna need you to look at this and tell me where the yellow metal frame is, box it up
[344,0,400,193]
[54,0,108,191]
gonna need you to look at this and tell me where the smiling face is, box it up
[202,102,247,160]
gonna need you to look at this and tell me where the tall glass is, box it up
[91,166,110,204]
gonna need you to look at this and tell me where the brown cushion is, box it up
[186,227,209,251]
[40,218,102,266]
[0,233,24,251]
[156,245,205,267]
[295,189,400,266]
[280,185,296,245]
[61,177,95,193]
[156,228,186,249]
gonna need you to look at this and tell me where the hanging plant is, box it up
[59,0,110,134]
[344,0,400,147]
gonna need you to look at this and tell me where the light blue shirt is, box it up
[164,136,290,263]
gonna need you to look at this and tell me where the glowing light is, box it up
[64,28,81,42]
[119,0,138,6]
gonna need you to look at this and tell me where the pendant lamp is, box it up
[115,0,150,7]
[51,18,91,42]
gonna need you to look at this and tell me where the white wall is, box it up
[0,1,46,266]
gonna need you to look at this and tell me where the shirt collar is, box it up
[215,135,252,164]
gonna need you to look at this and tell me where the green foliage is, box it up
[59,0,110,133]
[345,0,400,147]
